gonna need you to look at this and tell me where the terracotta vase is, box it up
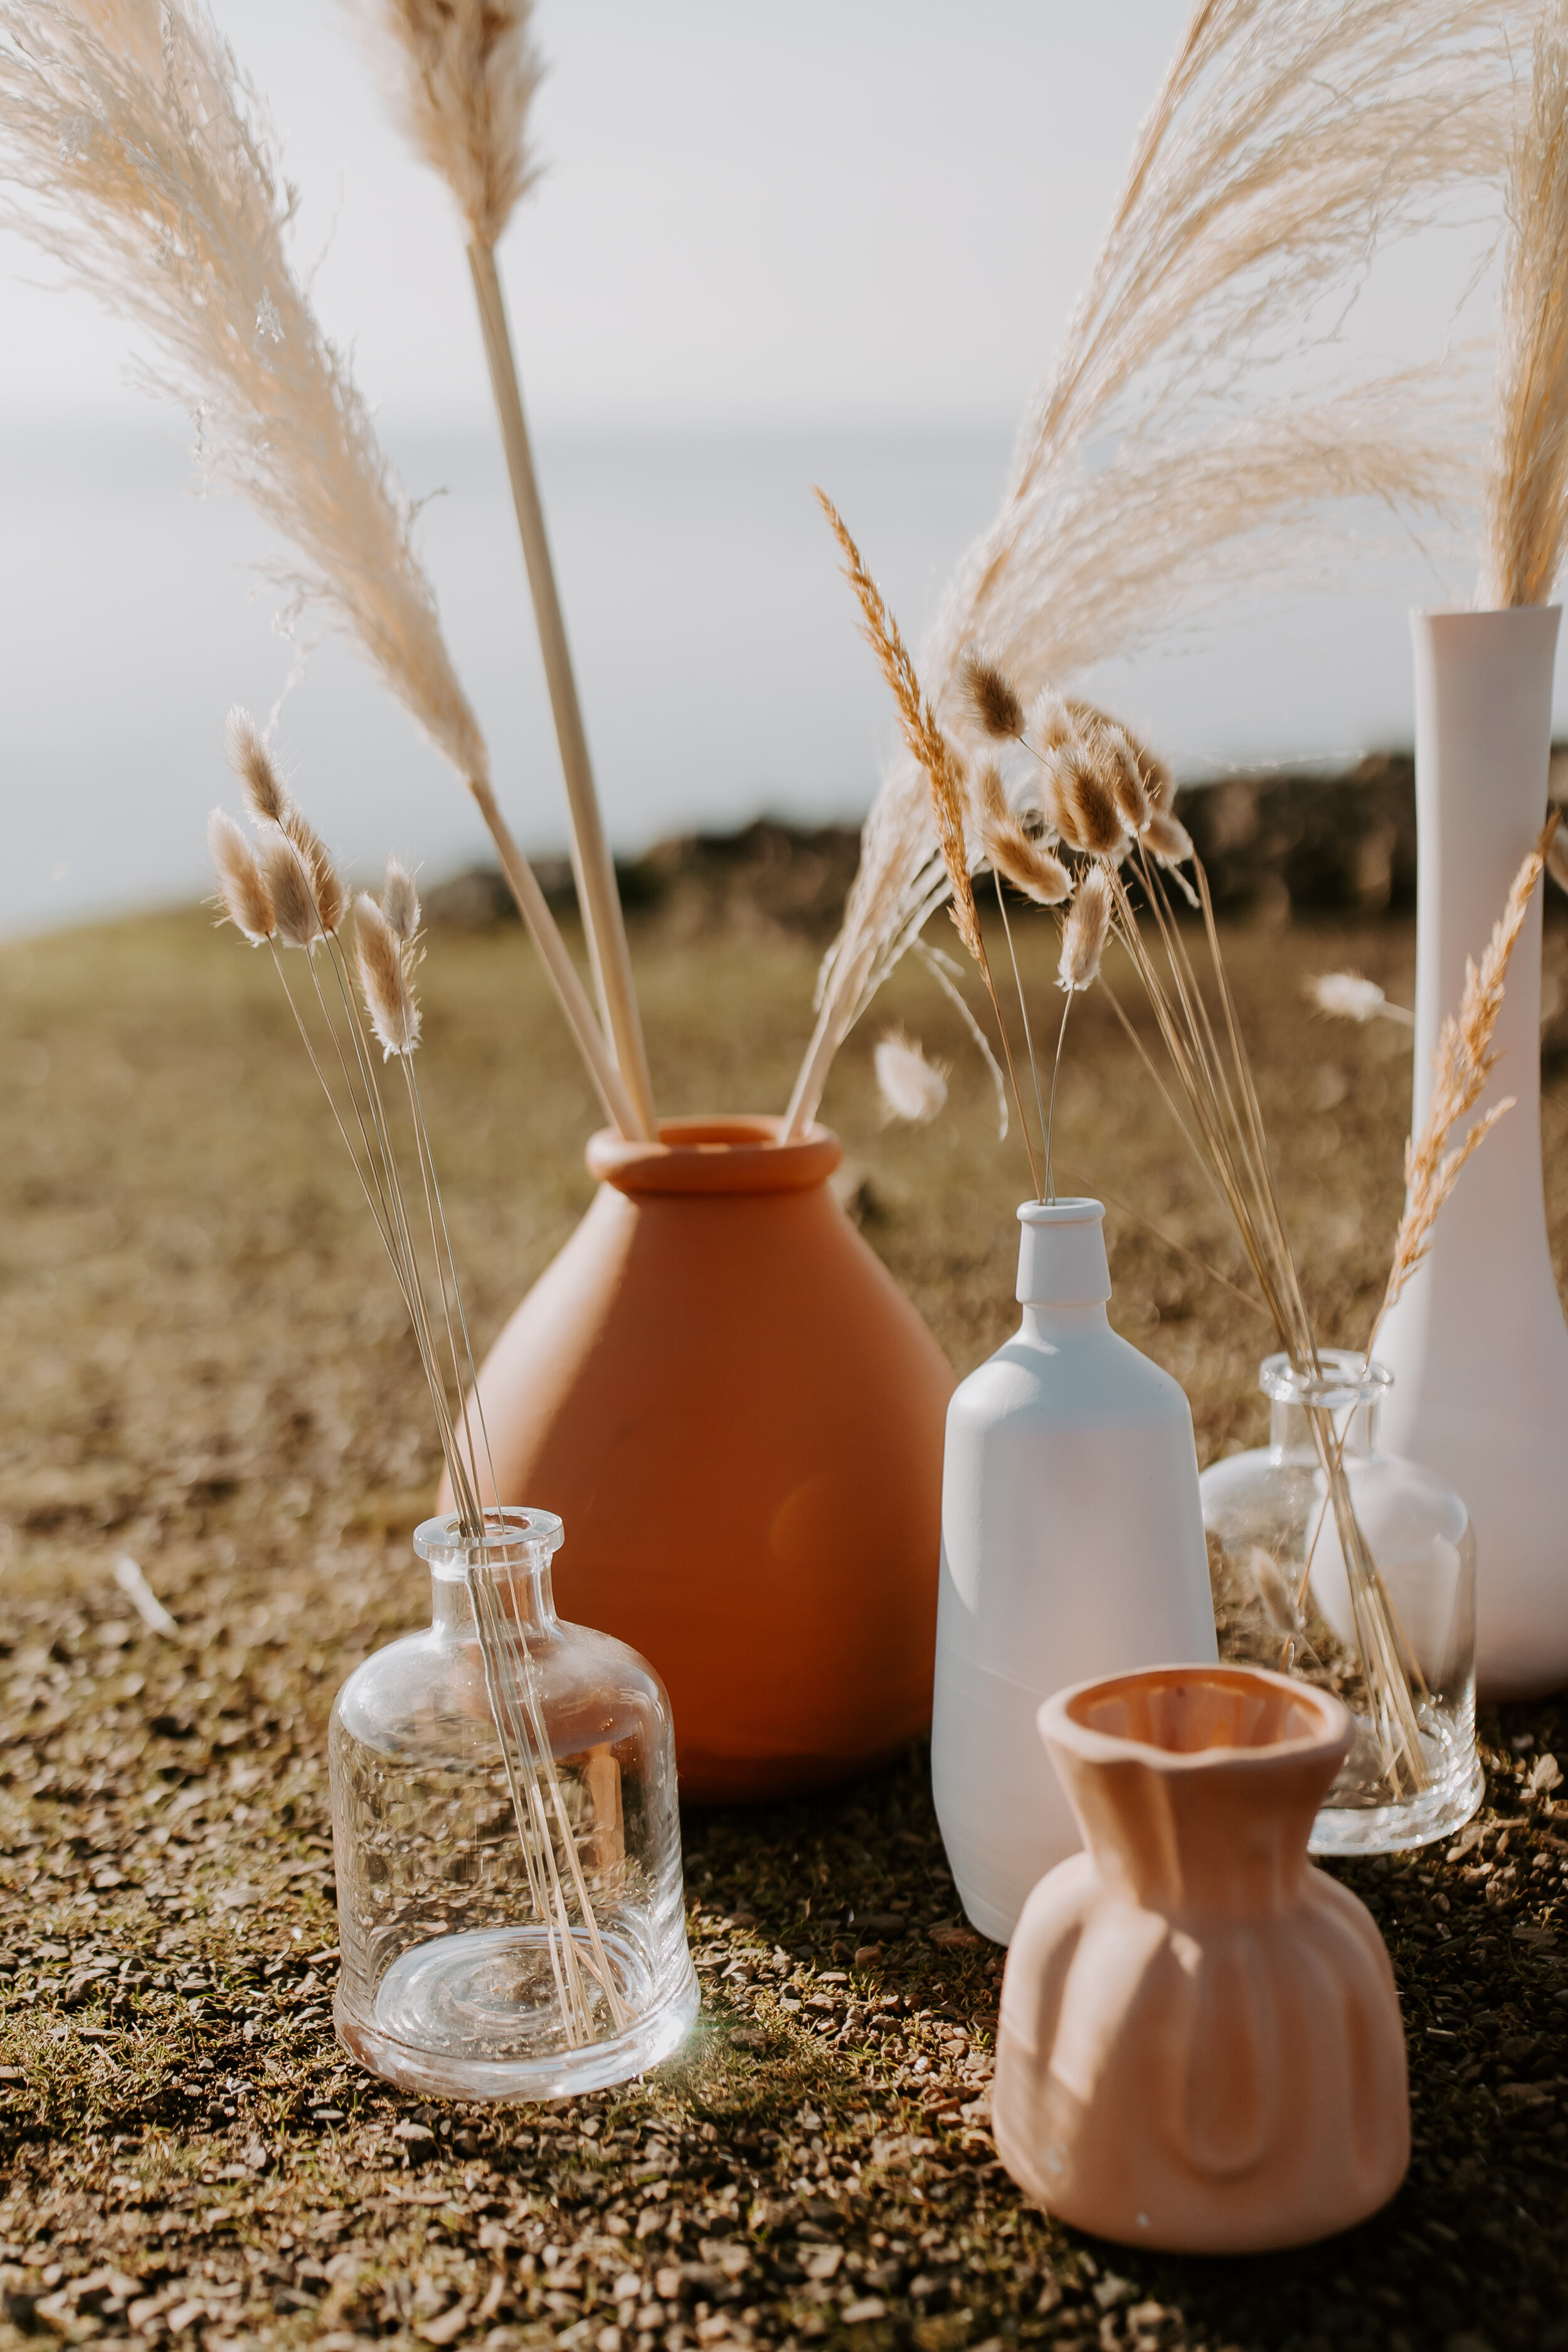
[993,1665,1408,2253]
[455,1115,953,1803]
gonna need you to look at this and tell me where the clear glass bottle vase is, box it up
[330,1508,699,2099]
[1199,1352,1482,1855]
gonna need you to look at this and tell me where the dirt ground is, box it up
[4,881,1568,2352]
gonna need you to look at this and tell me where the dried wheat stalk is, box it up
[347,0,657,1135]
[1369,817,1558,1346]
[815,490,1042,1197]
[0,0,639,1137]
[785,0,1529,1134]
[1481,0,1568,608]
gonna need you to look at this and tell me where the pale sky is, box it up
[0,3,1530,936]
[0,1,1199,435]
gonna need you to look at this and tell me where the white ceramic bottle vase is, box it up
[1377,607,1568,1697]
[930,1198,1218,1944]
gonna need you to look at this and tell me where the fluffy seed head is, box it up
[874,1030,948,1125]
[975,764,1073,906]
[958,645,1025,741]
[356,891,421,1056]
[382,857,421,941]
[1025,684,1074,752]
[283,808,344,935]
[1094,723,1152,833]
[1308,971,1395,1022]
[1144,808,1194,866]
[207,807,275,943]
[1044,742,1126,856]
[1059,866,1113,992]
[225,706,291,827]
[260,830,324,950]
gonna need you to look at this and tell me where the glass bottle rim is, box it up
[1258,1348,1392,1411]
[414,1507,564,1576]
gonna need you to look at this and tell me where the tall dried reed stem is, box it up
[0,0,640,1138]
[346,0,656,1135]
[1481,0,1568,608]
[785,1,1528,1134]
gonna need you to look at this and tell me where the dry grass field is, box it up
[4,877,1568,2352]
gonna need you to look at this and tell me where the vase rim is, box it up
[415,1506,564,1575]
[1259,1348,1391,1408]
[1017,1196,1104,1226]
[1410,601,1562,627]
[1041,1663,1350,1776]
[587,1115,842,1197]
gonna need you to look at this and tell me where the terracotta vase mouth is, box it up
[586,1115,842,1197]
[1042,1663,1350,1773]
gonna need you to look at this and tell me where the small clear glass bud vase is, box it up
[330,1507,699,2099]
[1199,1352,1481,1856]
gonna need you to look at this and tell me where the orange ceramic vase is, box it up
[457,1116,953,1802]
[993,1665,1409,2253]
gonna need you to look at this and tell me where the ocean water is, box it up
[0,418,1525,941]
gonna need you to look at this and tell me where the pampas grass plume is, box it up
[1481,0,1568,607]
[350,0,543,250]
[208,807,275,943]
[875,1030,949,1125]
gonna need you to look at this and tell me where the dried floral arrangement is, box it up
[206,714,625,2045]
[0,0,1540,1163]
[0,0,642,1137]
[783,0,1535,1136]
[828,480,1554,1799]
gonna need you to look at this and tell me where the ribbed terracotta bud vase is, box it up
[993,1665,1409,2253]
[1377,607,1568,1697]
[452,1116,953,1801]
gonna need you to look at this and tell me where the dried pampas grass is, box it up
[347,0,656,1134]
[1481,0,1568,608]
[0,0,644,1140]
[785,0,1528,1132]
[348,0,543,250]
[874,1032,948,1126]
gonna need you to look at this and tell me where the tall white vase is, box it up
[930,1199,1217,1944]
[1377,606,1568,1698]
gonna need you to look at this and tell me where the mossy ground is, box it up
[4,892,1568,2352]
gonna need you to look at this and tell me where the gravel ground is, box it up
[4,888,1568,2352]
